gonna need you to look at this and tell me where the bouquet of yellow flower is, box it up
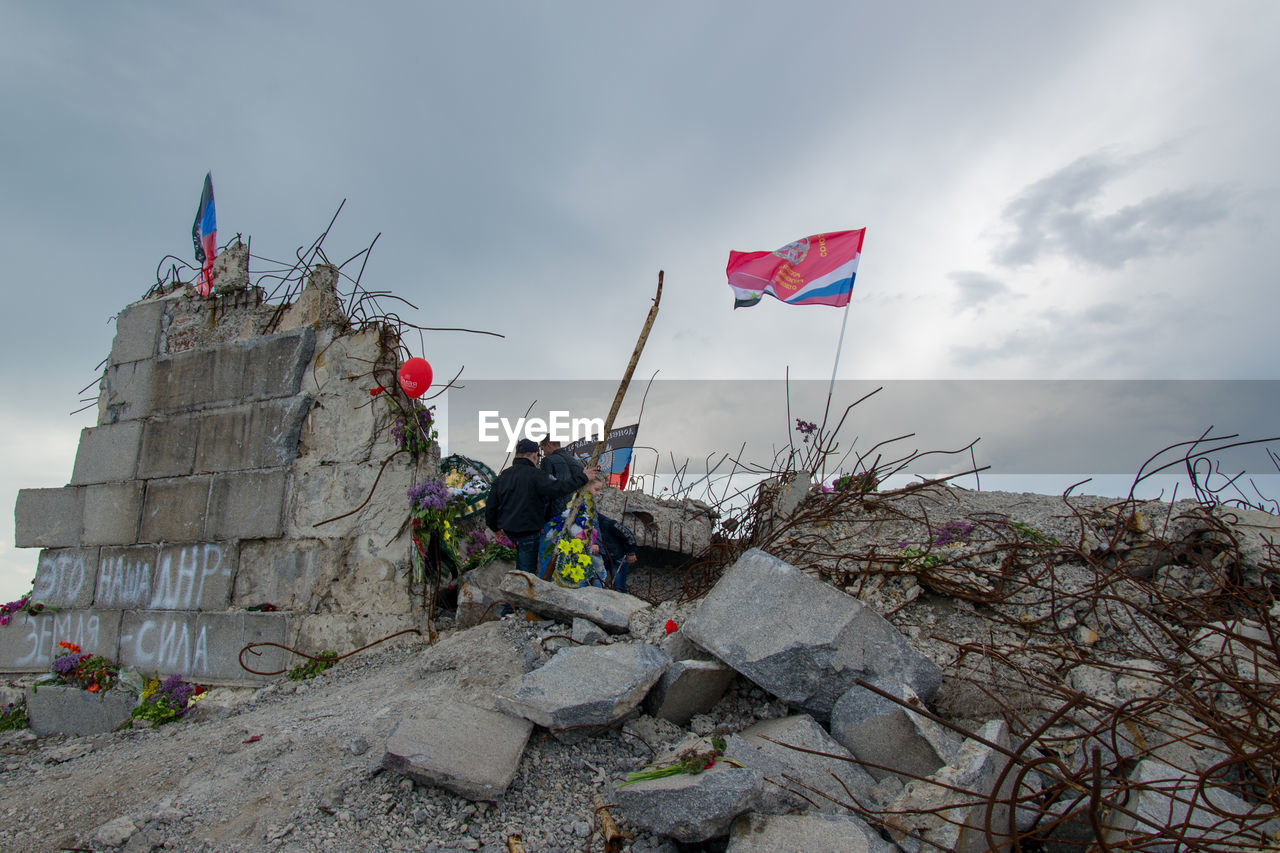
[540,492,599,588]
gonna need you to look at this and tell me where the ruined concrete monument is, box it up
[5,259,436,684]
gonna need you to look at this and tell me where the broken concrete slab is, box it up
[726,715,877,815]
[495,642,670,741]
[496,570,649,633]
[416,620,533,710]
[1101,757,1280,852]
[682,549,942,720]
[108,298,166,366]
[25,683,137,736]
[382,692,534,802]
[660,630,715,662]
[884,719,1019,853]
[828,679,960,782]
[644,658,736,727]
[572,617,607,646]
[612,762,762,844]
[727,812,898,853]
[455,561,514,629]
[595,486,715,557]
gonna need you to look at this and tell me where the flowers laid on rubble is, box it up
[50,641,119,694]
[288,651,338,681]
[408,473,462,583]
[0,698,27,731]
[619,736,742,785]
[541,492,599,587]
[457,527,516,570]
[444,466,488,499]
[664,619,679,635]
[933,520,975,546]
[132,673,206,725]
[409,475,457,547]
[830,471,878,493]
[0,594,47,627]
[391,404,437,457]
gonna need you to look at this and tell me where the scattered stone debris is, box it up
[4,248,1280,852]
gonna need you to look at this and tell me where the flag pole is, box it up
[821,295,853,429]
[592,270,663,468]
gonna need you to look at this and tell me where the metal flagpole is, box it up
[821,295,853,429]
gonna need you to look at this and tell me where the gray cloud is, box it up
[994,152,1233,270]
[950,271,1015,312]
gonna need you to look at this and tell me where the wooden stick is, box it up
[592,794,625,853]
[591,270,663,468]
[505,834,526,853]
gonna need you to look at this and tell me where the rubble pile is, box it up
[2,253,1278,851]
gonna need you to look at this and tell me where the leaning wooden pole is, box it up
[590,269,663,468]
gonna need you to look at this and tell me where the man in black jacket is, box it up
[486,439,593,576]
[539,436,586,487]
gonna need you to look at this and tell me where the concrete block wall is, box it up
[6,273,429,684]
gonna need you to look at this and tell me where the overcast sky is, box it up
[3,2,1278,599]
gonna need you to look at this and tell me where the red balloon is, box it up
[398,357,433,399]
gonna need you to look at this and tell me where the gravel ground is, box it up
[0,601,777,853]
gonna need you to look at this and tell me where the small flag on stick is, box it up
[191,172,217,297]
[726,228,865,309]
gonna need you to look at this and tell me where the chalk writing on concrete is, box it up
[14,612,103,668]
[150,543,229,610]
[122,617,210,676]
[32,551,88,607]
[96,550,154,608]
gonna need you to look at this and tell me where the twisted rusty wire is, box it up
[238,627,424,676]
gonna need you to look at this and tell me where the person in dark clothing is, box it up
[585,477,638,592]
[486,438,592,576]
[539,437,586,487]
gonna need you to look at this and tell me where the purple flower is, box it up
[933,521,975,547]
[52,654,79,676]
[408,477,450,512]
[161,673,195,711]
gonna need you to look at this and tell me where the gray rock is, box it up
[885,719,1020,853]
[1101,758,1280,851]
[382,691,534,801]
[682,549,942,719]
[727,812,898,852]
[613,763,762,843]
[829,679,959,782]
[595,486,715,558]
[417,620,534,711]
[495,643,670,741]
[497,571,649,633]
[643,658,735,726]
[25,683,137,737]
[456,561,515,629]
[571,617,607,646]
[93,815,139,847]
[659,631,714,662]
[727,714,878,815]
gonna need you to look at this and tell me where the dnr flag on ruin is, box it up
[726,228,865,309]
[565,424,639,489]
[191,172,217,298]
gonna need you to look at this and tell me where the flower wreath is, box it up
[540,491,599,588]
